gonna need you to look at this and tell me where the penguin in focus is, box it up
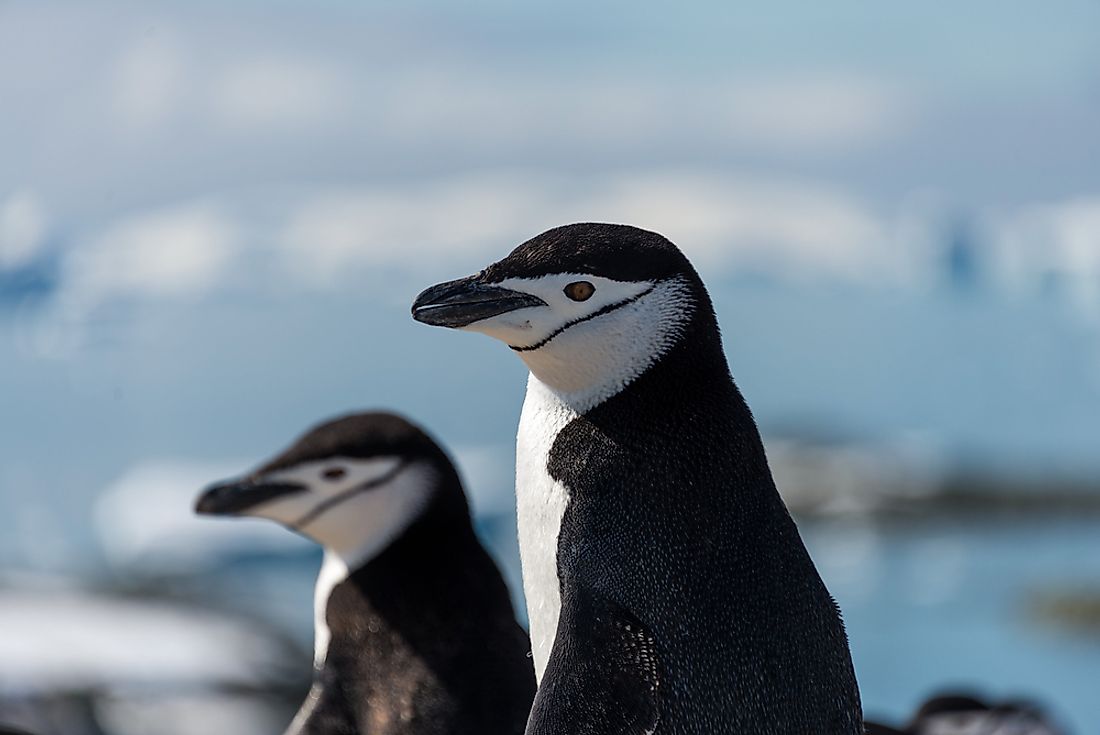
[412,223,863,733]
[195,411,536,735]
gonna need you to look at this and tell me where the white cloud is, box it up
[109,21,347,135]
[277,170,896,286]
[65,203,238,300]
[211,56,347,130]
[277,172,563,282]
[590,172,891,279]
[113,32,188,130]
[33,172,1100,336]
[2,1,917,195]
[0,190,46,269]
[24,169,902,358]
[26,204,240,356]
[714,76,911,152]
[373,71,912,156]
[23,169,905,333]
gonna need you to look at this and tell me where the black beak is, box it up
[194,477,306,516]
[411,275,546,328]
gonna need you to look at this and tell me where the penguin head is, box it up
[196,412,462,563]
[906,693,1064,735]
[412,223,714,408]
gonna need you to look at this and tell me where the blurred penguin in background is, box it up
[865,693,1068,735]
[196,411,535,735]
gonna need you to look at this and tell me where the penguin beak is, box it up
[195,477,306,516]
[411,275,546,328]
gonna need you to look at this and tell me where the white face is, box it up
[240,457,434,567]
[462,273,695,411]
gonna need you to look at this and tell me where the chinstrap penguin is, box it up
[865,693,1067,735]
[195,411,536,735]
[412,223,863,734]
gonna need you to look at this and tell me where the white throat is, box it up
[310,484,429,671]
[292,464,437,669]
[513,277,694,413]
[313,550,349,669]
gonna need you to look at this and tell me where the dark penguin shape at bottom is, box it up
[196,411,535,735]
[865,693,1068,735]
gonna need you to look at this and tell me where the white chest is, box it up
[515,375,578,683]
[313,552,349,669]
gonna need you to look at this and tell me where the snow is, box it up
[0,587,294,693]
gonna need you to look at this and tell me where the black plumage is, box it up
[532,301,862,733]
[292,497,536,735]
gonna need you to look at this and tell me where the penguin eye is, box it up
[564,281,595,302]
[322,467,347,481]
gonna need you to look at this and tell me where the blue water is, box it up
[805,518,1100,733]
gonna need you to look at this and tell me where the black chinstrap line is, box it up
[509,283,657,353]
[291,459,411,531]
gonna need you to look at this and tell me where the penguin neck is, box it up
[310,490,442,668]
[319,525,393,573]
[517,348,628,414]
[312,498,479,670]
[515,276,698,414]
[591,314,764,471]
[521,292,725,416]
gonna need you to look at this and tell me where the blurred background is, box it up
[2,0,1099,733]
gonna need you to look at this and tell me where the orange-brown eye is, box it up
[322,467,347,481]
[564,281,595,302]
